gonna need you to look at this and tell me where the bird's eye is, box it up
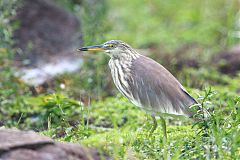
[108,44,114,48]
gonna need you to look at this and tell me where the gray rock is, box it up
[13,0,83,86]
[0,128,109,160]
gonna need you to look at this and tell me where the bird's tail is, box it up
[180,88,199,118]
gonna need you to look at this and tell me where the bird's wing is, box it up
[129,55,196,117]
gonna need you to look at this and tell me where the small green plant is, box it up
[40,94,82,126]
[192,88,240,159]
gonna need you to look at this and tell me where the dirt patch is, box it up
[213,45,240,75]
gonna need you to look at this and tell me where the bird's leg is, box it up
[160,115,167,140]
[160,115,168,159]
[149,113,158,135]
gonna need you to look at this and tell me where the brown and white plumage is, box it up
[106,40,196,117]
[79,40,197,117]
[79,40,198,136]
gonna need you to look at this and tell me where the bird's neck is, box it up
[111,49,140,62]
[109,51,140,80]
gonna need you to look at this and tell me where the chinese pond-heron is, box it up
[78,40,197,139]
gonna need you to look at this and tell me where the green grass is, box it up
[37,91,239,159]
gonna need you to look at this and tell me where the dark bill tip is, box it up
[78,47,88,51]
[77,45,104,52]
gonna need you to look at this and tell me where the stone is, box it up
[0,128,109,160]
[13,0,82,86]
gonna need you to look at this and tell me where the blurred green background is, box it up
[0,0,239,159]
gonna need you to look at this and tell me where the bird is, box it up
[78,40,197,139]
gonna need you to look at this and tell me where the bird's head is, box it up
[78,40,139,59]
